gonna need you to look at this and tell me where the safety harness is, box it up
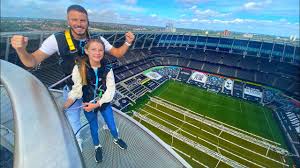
[64,29,91,54]
[65,29,77,53]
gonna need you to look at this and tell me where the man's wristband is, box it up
[125,41,132,47]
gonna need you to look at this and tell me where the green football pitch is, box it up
[152,80,284,143]
[128,80,292,167]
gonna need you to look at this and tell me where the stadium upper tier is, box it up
[1,31,299,64]
[1,31,298,98]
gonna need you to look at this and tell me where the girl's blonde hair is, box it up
[78,38,105,85]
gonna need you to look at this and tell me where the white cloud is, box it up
[150,14,157,17]
[1,0,298,37]
[1,0,67,19]
[192,18,198,22]
[177,18,277,26]
[178,18,187,22]
[87,9,94,14]
[174,17,298,37]
[187,5,231,19]
[88,8,119,22]
[210,18,245,24]
[243,0,272,10]
[190,5,197,10]
[193,9,231,18]
[195,9,214,15]
[244,2,257,10]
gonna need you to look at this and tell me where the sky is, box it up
[1,0,299,37]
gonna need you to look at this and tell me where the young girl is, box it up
[64,39,127,163]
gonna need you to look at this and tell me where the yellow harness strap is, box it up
[64,29,76,52]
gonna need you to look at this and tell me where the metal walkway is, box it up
[51,90,191,168]
[0,60,191,168]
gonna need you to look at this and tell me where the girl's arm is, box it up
[63,98,75,110]
[63,65,83,109]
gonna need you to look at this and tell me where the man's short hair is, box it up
[67,5,88,15]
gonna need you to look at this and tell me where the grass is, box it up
[151,80,285,145]
[139,101,285,167]
[128,80,292,167]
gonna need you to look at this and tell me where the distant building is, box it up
[243,33,253,38]
[223,29,231,36]
[290,35,297,41]
[165,23,176,32]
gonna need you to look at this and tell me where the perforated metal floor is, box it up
[52,91,191,168]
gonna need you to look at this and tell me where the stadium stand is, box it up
[143,80,160,91]
[1,31,299,167]
[236,69,255,81]
[273,76,294,91]
[239,56,259,71]
[259,58,278,73]
[190,51,206,61]
[202,63,219,74]
[222,53,241,67]
[187,60,203,70]
[205,51,222,64]
[177,57,189,67]
[218,65,236,77]
[255,72,277,86]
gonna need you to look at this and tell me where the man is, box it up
[11,4,135,151]
[11,4,134,70]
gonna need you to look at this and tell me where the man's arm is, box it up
[11,35,50,68]
[109,32,135,58]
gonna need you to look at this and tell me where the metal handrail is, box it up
[0,60,85,168]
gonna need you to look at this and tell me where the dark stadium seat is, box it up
[222,53,241,66]
[255,72,277,86]
[236,69,255,81]
[177,58,189,67]
[168,57,178,66]
[205,51,222,64]
[202,63,219,74]
[287,82,300,96]
[259,58,278,73]
[218,65,236,77]
[277,62,300,78]
[190,51,206,61]
[239,56,259,71]
[188,60,203,70]
[273,76,294,91]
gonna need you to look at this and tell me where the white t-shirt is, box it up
[39,34,113,56]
